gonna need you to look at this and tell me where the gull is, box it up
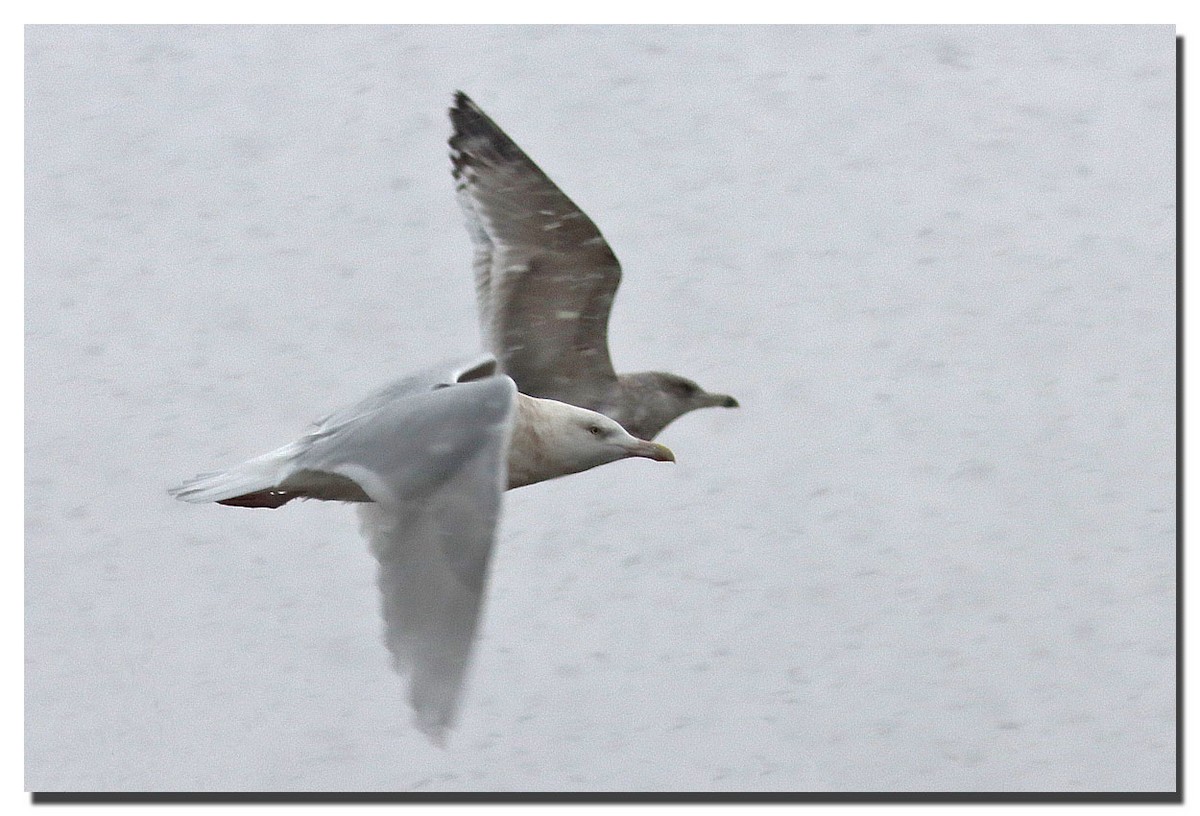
[170,356,673,742]
[449,92,738,441]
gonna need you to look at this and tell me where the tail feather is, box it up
[169,443,301,507]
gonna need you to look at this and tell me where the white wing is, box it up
[172,359,516,742]
[314,376,516,742]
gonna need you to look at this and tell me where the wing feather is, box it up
[449,92,620,402]
[285,370,516,742]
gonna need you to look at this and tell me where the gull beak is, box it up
[625,439,676,463]
[700,391,734,408]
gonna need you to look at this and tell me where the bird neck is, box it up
[506,394,571,489]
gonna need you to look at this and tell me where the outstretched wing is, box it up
[449,92,621,403]
[172,358,518,741]
[295,373,517,742]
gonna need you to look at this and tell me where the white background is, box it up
[24,23,1175,793]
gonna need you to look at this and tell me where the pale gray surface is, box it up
[25,25,1175,792]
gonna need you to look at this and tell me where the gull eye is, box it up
[588,425,603,436]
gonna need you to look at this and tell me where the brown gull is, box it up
[449,92,738,441]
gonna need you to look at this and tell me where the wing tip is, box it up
[448,91,521,165]
[449,90,485,131]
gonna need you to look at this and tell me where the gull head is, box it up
[657,373,739,411]
[549,401,675,469]
[614,371,739,440]
[508,395,674,489]
[574,408,676,464]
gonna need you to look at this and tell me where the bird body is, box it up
[171,357,671,740]
[170,371,672,509]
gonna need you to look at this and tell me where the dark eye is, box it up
[679,382,698,396]
[588,425,603,436]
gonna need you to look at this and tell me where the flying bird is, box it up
[449,92,738,441]
[170,356,673,742]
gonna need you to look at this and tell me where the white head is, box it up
[508,395,675,489]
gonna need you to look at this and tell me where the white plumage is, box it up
[171,356,672,741]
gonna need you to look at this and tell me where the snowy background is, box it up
[25,25,1175,792]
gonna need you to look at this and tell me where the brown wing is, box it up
[449,92,620,401]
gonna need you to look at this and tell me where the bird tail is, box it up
[169,443,303,508]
